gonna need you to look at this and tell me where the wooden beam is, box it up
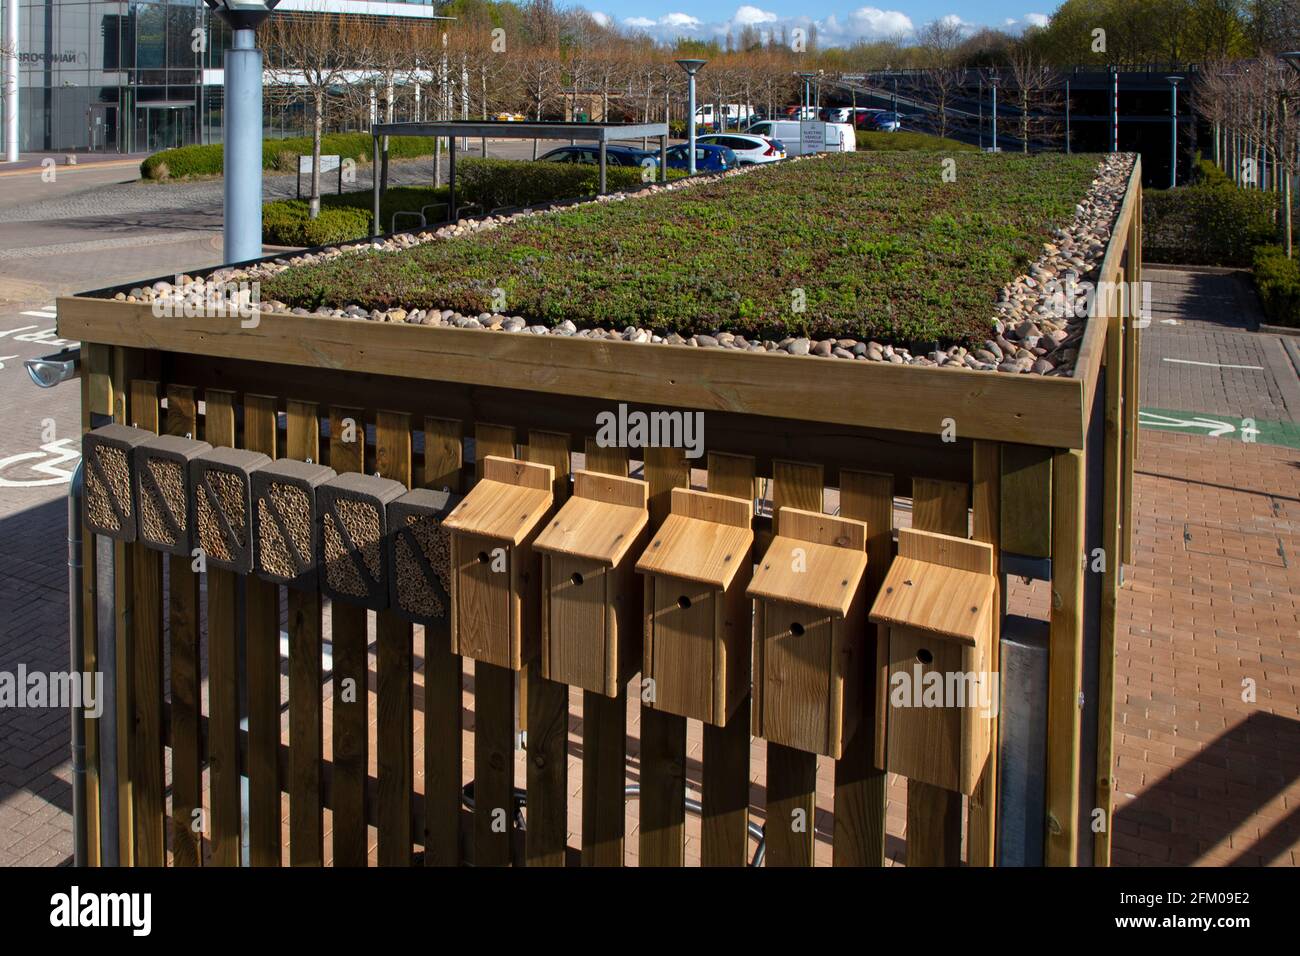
[968,442,1001,866]
[1047,448,1085,866]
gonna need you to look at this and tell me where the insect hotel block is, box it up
[635,487,754,726]
[317,472,406,609]
[82,424,155,542]
[387,487,461,628]
[189,447,271,573]
[534,470,650,697]
[748,507,870,758]
[132,434,212,555]
[251,458,337,587]
[869,528,997,796]
[442,456,555,670]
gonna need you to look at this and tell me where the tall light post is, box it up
[204,1,279,264]
[990,74,999,152]
[1167,75,1183,188]
[676,58,705,175]
[1280,53,1299,258]
[5,0,17,162]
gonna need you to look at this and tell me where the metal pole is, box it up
[371,133,380,238]
[69,461,88,867]
[659,133,667,183]
[1170,82,1178,188]
[687,73,697,174]
[1065,79,1071,154]
[992,82,998,152]
[223,27,262,263]
[1111,67,1118,153]
[598,139,607,195]
[448,133,457,220]
[5,0,18,162]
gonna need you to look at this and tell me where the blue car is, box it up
[870,112,903,132]
[665,142,737,173]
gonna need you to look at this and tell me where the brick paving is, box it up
[1,258,1298,867]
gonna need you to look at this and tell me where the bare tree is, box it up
[1006,48,1059,152]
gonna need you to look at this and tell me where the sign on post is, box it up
[798,121,826,155]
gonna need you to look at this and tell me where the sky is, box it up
[571,3,1055,46]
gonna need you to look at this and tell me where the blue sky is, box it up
[571,3,1055,46]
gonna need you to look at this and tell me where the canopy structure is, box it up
[369,120,672,237]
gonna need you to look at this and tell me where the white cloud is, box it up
[624,16,656,28]
[1025,12,1050,27]
[590,10,611,27]
[662,12,703,28]
[733,5,778,26]
[846,7,914,36]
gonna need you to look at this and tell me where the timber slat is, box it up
[204,389,240,866]
[166,385,203,867]
[129,379,164,866]
[328,406,369,866]
[244,394,281,867]
[286,400,324,865]
[763,461,823,867]
[968,442,1002,867]
[376,411,414,865]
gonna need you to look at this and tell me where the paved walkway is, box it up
[0,235,1296,864]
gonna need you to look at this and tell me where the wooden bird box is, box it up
[869,528,997,796]
[387,487,461,628]
[134,434,212,555]
[82,424,155,542]
[635,487,753,726]
[534,470,650,697]
[189,447,271,573]
[251,458,336,587]
[443,456,555,670]
[748,507,870,758]
[317,472,406,609]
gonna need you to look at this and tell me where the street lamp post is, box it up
[5,0,18,162]
[990,75,999,153]
[676,58,706,175]
[204,1,279,264]
[1167,76,1183,188]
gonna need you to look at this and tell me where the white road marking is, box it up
[1162,357,1262,371]
[1139,410,1236,438]
[21,309,57,319]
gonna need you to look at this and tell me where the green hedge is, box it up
[262,159,685,246]
[1253,245,1300,327]
[855,130,978,152]
[1142,182,1276,267]
[141,134,438,181]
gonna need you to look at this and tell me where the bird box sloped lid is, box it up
[748,507,869,618]
[443,455,554,545]
[635,487,752,590]
[869,528,995,646]
[535,470,648,566]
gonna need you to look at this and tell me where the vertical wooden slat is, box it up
[166,386,202,867]
[968,443,1001,866]
[204,389,240,867]
[1047,448,1085,867]
[764,460,823,867]
[243,394,280,867]
[79,343,109,867]
[907,476,968,867]
[473,422,517,867]
[581,439,629,867]
[1096,316,1125,867]
[328,405,368,866]
[701,452,754,867]
[834,469,892,867]
[286,400,324,865]
[524,430,571,866]
[111,348,134,866]
[422,418,464,866]
[583,437,629,477]
[129,379,164,866]
[376,411,413,865]
[638,446,689,867]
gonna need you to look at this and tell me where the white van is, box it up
[694,103,756,129]
[746,120,856,156]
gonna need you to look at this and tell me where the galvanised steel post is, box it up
[991,77,999,152]
[676,59,705,175]
[224,27,263,263]
[5,0,18,162]
[1168,76,1183,188]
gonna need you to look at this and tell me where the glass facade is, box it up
[9,0,439,152]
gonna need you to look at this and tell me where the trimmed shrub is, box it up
[855,130,978,152]
[263,186,451,246]
[141,133,439,181]
[455,157,675,210]
[1253,245,1300,328]
[1143,183,1276,266]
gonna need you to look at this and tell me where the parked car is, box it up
[665,142,737,173]
[745,120,856,156]
[869,112,903,132]
[694,133,785,165]
[694,103,757,131]
[782,105,819,120]
[537,144,659,170]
